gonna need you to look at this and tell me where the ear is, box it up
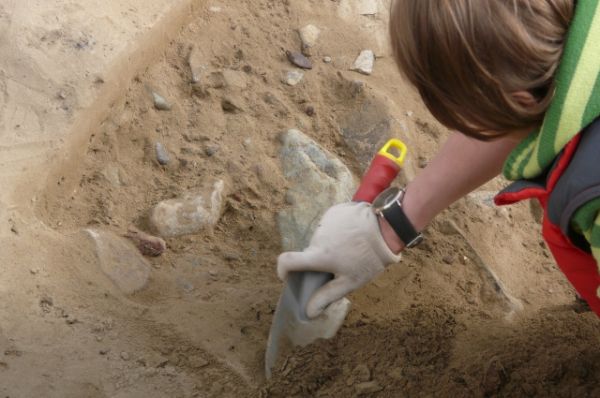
[511,90,537,108]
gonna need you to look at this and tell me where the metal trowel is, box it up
[265,139,407,379]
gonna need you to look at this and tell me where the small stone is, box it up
[187,45,206,84]
[355,381,383,395]
[351,80,364,96]
[222,69,248,89]
[353,364,371,382]
[243,138,252,148]
[40,296,54,312]
[298,24,320,56]
[405,110,414,117]
[99,349,109,355]
[283,70,304,86]
[305,105,315,116]
[351,50,375,75]
[209,6,221,12]
[30,268,40,275]
[149,180,225,237]
[224,252,240,262]
[152,92,171,110]
[286,51,312,69]
[124,226,167,257]
[120,351,130,361]
[177,277,195,293]
[102,164,121,187]
[418,156,428,168]
[221,97,243,113]
[189,356,210,368]
[323,56,332,63]
[442,255,455,265]
[206,71,226,88]
[387,367,403,381]
[438,220,460,235]
[204,145,220,157]
[155,142,170,165]
[357,0,378,15]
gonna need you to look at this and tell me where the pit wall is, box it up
[0,0,207,232]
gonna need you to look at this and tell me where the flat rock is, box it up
[355,381,383,395]
[283,70,304,86]
[149,180,225,237]
[351,50,374,75]
[286,51,312,70]
[221,96,243,113]
[278,129,355,251]
[85,229,151,294]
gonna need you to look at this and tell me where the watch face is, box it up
[372,187,400,210]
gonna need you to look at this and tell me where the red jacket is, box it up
[495,120,600,316]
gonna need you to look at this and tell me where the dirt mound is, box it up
[266,308,600,397]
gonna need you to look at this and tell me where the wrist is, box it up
[376,185,429,254]
[378,216,405,254]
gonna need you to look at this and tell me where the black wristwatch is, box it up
[372,187,423,248]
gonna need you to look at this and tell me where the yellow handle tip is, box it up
[378,139,407,167]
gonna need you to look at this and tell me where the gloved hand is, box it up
[277,202,402,318]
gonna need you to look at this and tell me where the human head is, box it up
[390,0,574,140]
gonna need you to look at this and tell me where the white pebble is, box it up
[351,50,375,75]
[283,70,304,86]
[298,24,320,49]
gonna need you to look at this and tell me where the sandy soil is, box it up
[2,0,600,397]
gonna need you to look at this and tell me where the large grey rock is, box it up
[85,229,151,294]
[340,98,395,170]
[278,129,355,251]
[150,180,225,237]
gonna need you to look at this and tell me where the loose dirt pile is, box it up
[6,0,600,396]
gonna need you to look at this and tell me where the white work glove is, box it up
[277,202,402,319]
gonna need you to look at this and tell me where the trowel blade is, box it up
[264,271,351,379]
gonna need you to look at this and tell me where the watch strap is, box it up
[381,201,421,248]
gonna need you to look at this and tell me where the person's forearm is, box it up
[381,132,520,253]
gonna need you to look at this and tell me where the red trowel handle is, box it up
[353,139,407,203]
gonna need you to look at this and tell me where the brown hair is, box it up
[390,0,574,140]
